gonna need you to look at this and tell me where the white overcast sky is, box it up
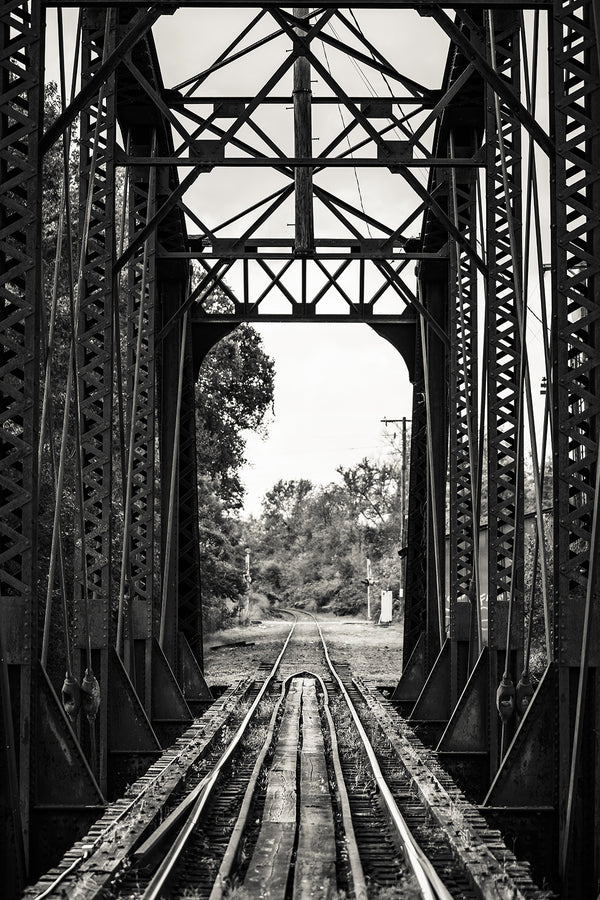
[239,323,412,515]
[44,8,550,516]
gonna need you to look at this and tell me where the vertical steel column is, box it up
[76,8,117,792]
[177,329,205,670]
[551,0,600,892]
[485,10,524,775]
[124,142,157,710]
[448,143,479,704]
[0,0,43,880]
[157,276,185,670]
[420,262,449,671]
[400,341,428,667]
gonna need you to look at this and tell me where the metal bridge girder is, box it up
[0,0,43,877]
[123,131,158,707]
[2,3,600,895]
[551,0,600,891]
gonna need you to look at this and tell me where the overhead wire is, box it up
[346,8,431,188]
[320,38,372,238]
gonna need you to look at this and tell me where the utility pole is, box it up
[381,417,411,607]
[240,548,251,625]
[366,556,373,621]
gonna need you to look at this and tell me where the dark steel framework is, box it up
[1,0,599,896]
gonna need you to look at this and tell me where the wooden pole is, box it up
[293,6,314,253]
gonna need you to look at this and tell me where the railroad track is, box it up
[25,612,549,900]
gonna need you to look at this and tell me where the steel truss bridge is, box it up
[1,0,599,896]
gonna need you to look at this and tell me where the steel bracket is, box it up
[178,631,213,715]
[107,648,162,798]
[391,631,426,713]
[151,639,193,746]
[436,646,490,800]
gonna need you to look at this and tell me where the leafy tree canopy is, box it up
[196,321,275,510]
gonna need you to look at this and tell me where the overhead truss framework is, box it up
[1,1,600,898]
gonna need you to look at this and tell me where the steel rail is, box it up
[305,612,454,900]
[207,676,291,900]
[208,670,368,900]
[138,611,452,899]
[139,617,298,900]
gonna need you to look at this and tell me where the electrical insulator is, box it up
[496,675,515,721]
[516,672,535,715]
[61,673,81,722]
[81,668,101,723]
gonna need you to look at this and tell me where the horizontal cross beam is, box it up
[167,95,439,107]
[44,0,552,8]
[115,153,485,168]
[192,312,419,322]
[158,250,447,260]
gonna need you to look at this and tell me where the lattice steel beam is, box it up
[448,150,479,644]
[73,8,117,792]
[0,0,42,653]
[123,133,157,694]
[552,0,600,665]
[551,0,600,891]
[0,0,43,867]
[44,0,552,8]
[75,9,116,639]
[485,10,524,654]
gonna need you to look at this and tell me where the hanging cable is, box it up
[418,304,446,650]
[40,7,85,721]
[519,400,549,713]
[487,12,537,746]
[487,13,523,736]
[39,266,80,719]
[515,11,552,700]
[39,171,70,663]
[159,308,190,651]
[69,10,117,752]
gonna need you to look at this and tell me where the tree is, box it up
[243,462,404,618]
[194,320,276,624]
[196,322,275,510]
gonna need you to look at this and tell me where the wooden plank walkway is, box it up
[243,677,337,899]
